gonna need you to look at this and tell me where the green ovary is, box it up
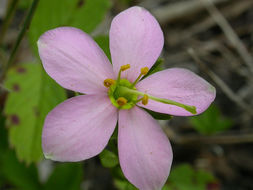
[108,79,138,109]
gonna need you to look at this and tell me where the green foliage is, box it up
[4,63,66,163]
[71,0,111,33]
[99,149,119,168]
[190,104,233,135]
[0,116,41,190]
[28,0,111,51]
[94,35,111,61]
[44,163,83,190]
[114,179,138,190]
[112,168,138,190]
[0,115,7,151]
[164,164,215,190]
[0,151,41,190]
[18,0,33,9]
[0,121,83,190]
[144,108,173,120]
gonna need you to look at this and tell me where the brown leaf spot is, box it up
[10,114,20,125]
[77,0,85,8]
[33,106,40,117]
[16,67,26,73]
[12,83,20,92]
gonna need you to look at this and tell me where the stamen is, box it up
[142,94,149,105]
[120,64,130,71]
[104,79,115,88]
[141,67,149,75]
[117,97,128,106]
[131,67,149,87]
[136,94,149,105]
[117,64,131,83]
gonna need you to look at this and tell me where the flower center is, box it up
[104,65,148,109]
[103,64,197,114]
[107,78,138,109]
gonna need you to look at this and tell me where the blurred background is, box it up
[0,0,253,189]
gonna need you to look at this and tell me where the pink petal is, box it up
[38,27,114,94]
[118,107,172,190]
[42,95,117,162]
[110,6,164,82]
[136,68,216,116]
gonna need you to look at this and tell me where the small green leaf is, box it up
[94,35,111,61]
[190,104,233,135]
[4,63,66,163]
[99,149,119,168]
[114,179,138,190]
[142,58,163,80]
[167,164,215,190]
[44,163,83,190]
[143,108,173,120]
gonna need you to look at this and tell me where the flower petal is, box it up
[42,95,117,162]
[38,27,114,94]
[118,107,172,190]
[136,68,216,116]
[110,6,164,82]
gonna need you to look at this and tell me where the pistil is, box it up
[117,86,197,114]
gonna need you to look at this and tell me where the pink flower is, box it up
[38,6,215,190]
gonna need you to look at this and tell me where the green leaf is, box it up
[99,149,119,168]
[94,35,111,61]
[190,104,233,135]
[4,63,66,163]
[143,108,173,120]
[29,0,111,52]
[114,179,138,190]
[0,150,41,190]
[44,163,83,190]
[167,164,215,190]
[142,58,164,80]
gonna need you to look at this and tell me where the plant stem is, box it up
[0,0,39,81]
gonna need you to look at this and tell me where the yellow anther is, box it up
[120,64,130,71]
[141,67,149,75]
[117,97,128,106]
[142,94,149,105]
[104,79,115,88]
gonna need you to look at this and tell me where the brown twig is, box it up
[165,127,253,144]
[151,0,227,24]
[201,0,253,74]
[166,0,253,45]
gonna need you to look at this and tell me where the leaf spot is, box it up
[10,114,20,125]
[77,0,85,8]
[33,107,40,117]
[12,83,20,92]
[16,67,26,73]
